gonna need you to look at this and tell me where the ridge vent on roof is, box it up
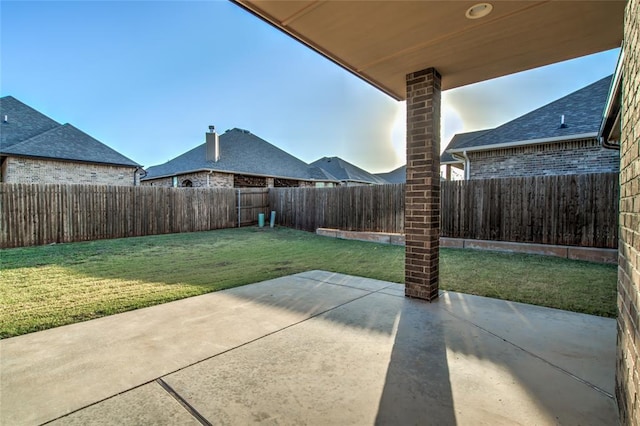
[227,127,251,134]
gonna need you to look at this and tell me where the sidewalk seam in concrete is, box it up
[156,378,211,426]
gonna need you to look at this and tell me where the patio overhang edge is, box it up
[230,0,403,101]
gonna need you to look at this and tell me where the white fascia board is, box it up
[447,133,598,154]
[599,47,624,139]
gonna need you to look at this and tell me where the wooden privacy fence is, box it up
[441,173,619,248]
[0,184,268,248]
[1,173,619,249]
[269,184,405,234]
[270,173,619,248]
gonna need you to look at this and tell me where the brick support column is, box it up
[404,68,441,301]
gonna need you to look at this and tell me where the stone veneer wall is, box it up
[617,0,640,424]
[1,156,139,186]
[468,139,619,179]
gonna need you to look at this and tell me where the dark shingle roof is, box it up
[375,165,406,183]
[1,96,60,149]
[311,157,389,185]
[3,123,140,167]
[143,128,338,182]
[1,95,140,167]
[441,129,493,162]
[447,75,612,152]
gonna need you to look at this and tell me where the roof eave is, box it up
[447,132,598,154]
[0,152,140,168]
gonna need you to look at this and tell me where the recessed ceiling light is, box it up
[465,3,493,19]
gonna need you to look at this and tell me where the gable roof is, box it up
[375,165,406,183]
[446,75,612,154]
[311,157,389,185]
[143,128,338,182]
[441,129,493,163]
[1,96,60,149]
[0,96,140,167]
[2,123,140,167]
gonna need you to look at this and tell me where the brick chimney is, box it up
[206,125,220,162]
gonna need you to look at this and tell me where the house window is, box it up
[274,178,299,187]
[182,179,193,187]
[172,176,178,187]
[234,174,267,188]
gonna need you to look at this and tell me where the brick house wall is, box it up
[142,171,318,188]
[1,156,139,186]
[142,171,233,188]
[617,0,640,424]
[467,138,619,179]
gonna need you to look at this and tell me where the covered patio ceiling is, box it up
[234,1,625,100]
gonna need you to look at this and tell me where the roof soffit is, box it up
[235,1,625,99]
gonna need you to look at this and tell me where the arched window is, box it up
[182,179,193,187]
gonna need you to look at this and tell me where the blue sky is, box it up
[1,1,620,173]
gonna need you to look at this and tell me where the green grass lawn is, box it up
[0,227,617,338]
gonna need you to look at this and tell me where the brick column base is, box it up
[404,67,441,301]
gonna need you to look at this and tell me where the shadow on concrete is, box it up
[374,297,457,424]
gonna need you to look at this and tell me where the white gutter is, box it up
[451,152,471,180]
[462,151,470,180]
[447,132,598,154]
[599,47,624,149]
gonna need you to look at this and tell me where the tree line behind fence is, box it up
[1,173,618,249]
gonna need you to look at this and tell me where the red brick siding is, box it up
[142,171,319,189]
[468,139,619,179]
[404,67,441,301]
[1,156,138,186]
[617,0,640,424]
[142,171,233,188]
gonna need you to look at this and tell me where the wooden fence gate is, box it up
[236,188,270,227]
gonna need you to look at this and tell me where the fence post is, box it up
[237,189,241,228]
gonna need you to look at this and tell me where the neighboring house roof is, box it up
[2,123,140,167]
[1,96,140,167]
[446,75,612,154]
[1,96,60,149]
[441,130,493,163]
[143,128,338,182]
[375,165,406,183]
[311,157,389,185]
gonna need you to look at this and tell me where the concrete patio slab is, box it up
[1,273,389,426]
[0,271,617,425]
[440,291,617,395]
[164,291,616,426]
[48,382,200,426]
